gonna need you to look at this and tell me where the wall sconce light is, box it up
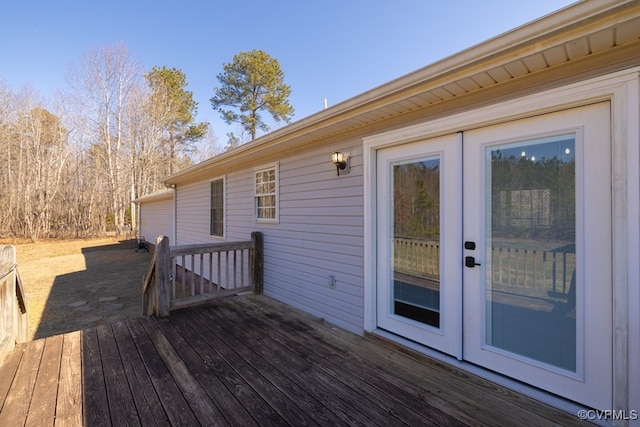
[330,151,350,176]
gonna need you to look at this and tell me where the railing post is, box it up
[142,274,149,316]
[0,245,25,361]
[15,270,27,344]
[251,232,264,295]
[156,236,171,317]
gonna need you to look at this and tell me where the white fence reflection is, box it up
[393,238,575,296]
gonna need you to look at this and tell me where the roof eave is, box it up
[163,0,639,186]
[134,188,174,204]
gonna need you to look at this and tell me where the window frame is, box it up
[254,163,279,223]
[209,176,226,238]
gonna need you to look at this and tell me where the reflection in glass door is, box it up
[376,133,461,356]
[463,102,612,410]
[392,157,441,328]
[485,135,576,371]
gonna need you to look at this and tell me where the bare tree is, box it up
[0,81,16,237]
[7,87,69,241]
[191,127,223,163]
[67,43,142,235]
[1,43,207,240]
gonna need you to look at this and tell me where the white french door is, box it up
[376,134,461,357]
[462,102,612,409]
[376,103,612,409]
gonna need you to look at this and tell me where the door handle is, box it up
[465,256,481,268]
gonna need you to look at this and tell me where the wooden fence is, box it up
[143,232,264,316]
[0,246,28,362]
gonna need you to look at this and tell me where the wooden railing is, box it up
[489,243,576,296]
[0,246,28,362]
[143,232,263,316]
[393,238,440,280]
[393,237,575,296]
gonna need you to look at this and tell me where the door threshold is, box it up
[367,328,607,426]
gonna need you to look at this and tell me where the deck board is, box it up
[193,307,360,426]
[184,308,318,426]
[200,300,442,426]
[0,341,23,412]
[26,334,63,426]
[164,309,285,426]
[241,297,505,426]
[126,318,200,426]
[152,316,259,426]
[191,307,371,426]
[110,321,168,427]
[243,296,561,427]
[213,299,449,427]
[0,294,592,426]
[139,316,225,426]
[96,323,142,426]
[55,331,83,427]
[0,338,45,426]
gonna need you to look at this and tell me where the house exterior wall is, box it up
[136,1,640,414]
[175,180,212,244]
[175,141,365,334]
[138,196,173,247]
[139,68,640,421]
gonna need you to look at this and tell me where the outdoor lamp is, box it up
[330,151,350,176]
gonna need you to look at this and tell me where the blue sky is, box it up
[1,0,577,143]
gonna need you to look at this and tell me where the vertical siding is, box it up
[139,198,173,245]
[174,140,365,334]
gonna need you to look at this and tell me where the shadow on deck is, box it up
[0,294,590,426]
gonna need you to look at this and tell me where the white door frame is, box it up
[362,67,640,411]
[375,134,462,358]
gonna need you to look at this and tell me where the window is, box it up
[254,163,278,222]
[210,178,225,236]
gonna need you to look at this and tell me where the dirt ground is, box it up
[7,237,152,340]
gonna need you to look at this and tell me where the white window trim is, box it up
[253,162,279,223]
[209,175,226,239]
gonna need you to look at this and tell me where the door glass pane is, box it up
[392,156,440,328]
[486,135,576,371]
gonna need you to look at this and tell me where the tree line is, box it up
[490,146,576,241]
[0,43,216,241]
[393,159,440,240]
[1,44,294,242]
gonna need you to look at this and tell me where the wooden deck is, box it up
[0,294,590,426]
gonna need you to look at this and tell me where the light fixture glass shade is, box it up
[330,151,349,176]
[331,151,346,166]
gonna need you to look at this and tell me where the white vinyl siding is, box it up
[259,144,364,334]
[138,197,173,246]
[175,181,210,246]
[173,142,364,334]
